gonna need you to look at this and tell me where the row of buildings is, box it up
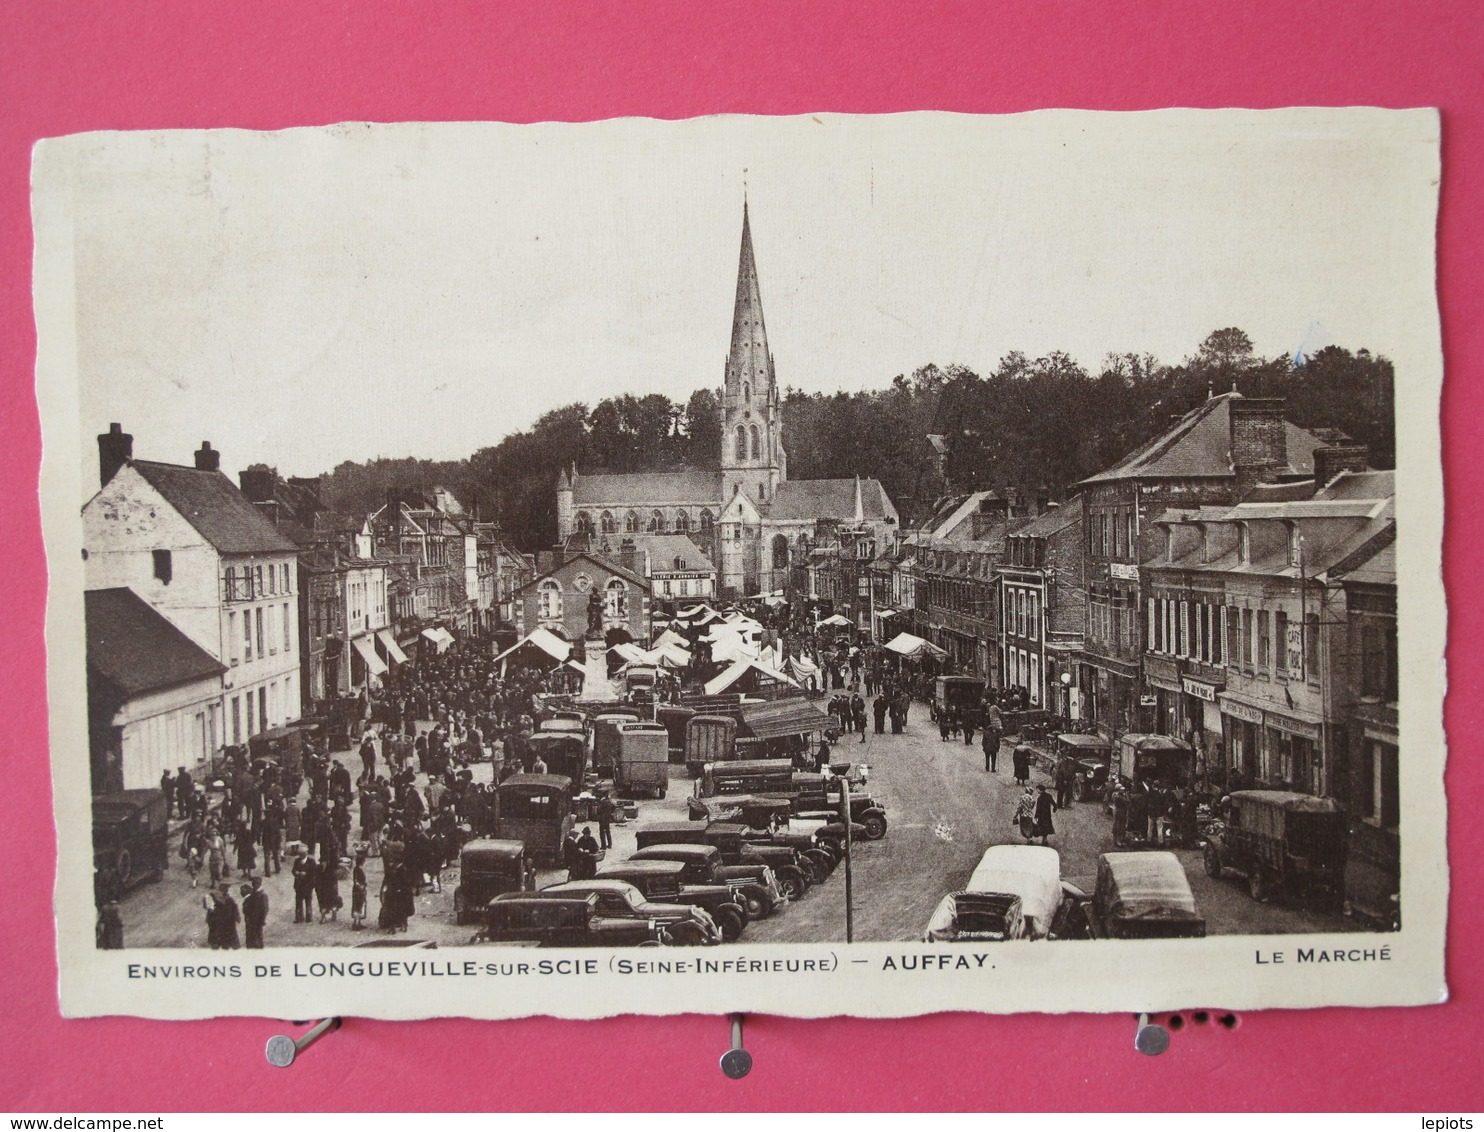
[83,425,535,796]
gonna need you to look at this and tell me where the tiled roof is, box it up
[598,533,716,573]
[1009,496,1083,539]
[1334,540,1396,587]
[1080,393,1325,486]
[768,478,892,521]
[131,461,299,555]
[86,588,225,698]
[571,470,721,507]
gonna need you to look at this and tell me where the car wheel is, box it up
[804,849,834,878]
[861,814,887,841]
[1248,867,1271,903]
[666,921,707,946]
[1203,844,1223,879]
[740,890,771,919]
[776,868,805,901]
[715,907,744,942]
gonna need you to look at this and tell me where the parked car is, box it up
[631,826,784,914]
[475,893,666,947]
[494,774,573,864]
[924,844,1068,942]
[655,705,696,764]
[452,839,527,925]
[1074,851,1206,939]
[536,878,721,945]
[626,844,769,931]
[592,712,640,777]
[1053,733,1113,800]
[1114,733,1196,792]
[593,859,746,941]
[92,789,169,896]
[1204,790,1347,908]
[923,892,1026,942]
[526,732,588,784]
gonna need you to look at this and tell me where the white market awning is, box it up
[493,627,573,666]
[884,631,948,660]
[375,628,409,665]
[703,658,800,697]
[817,614,852,628]
[352,634,389,677]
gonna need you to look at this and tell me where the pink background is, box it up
[2,1,1479,1112]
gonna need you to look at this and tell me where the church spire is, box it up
[726,198,773,397]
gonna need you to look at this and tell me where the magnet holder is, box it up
[265,1017,343,1068]
[719,1013,752,1079]
[1133,1013,1170,1056]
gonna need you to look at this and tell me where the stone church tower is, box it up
[720,200,787,507]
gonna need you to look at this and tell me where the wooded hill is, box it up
[313,329,1396,552]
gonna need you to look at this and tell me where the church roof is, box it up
[769,478,892,522]
[571,470,721,507]
[727,200,774,393]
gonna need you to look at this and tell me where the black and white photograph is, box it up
[34,110,1446,1020]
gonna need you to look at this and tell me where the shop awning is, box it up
[874,608,899,620]
[884,631,948,660]
[375,629,409,665]
[352,634,389,677]
[704,659,799,697]
[817,614,852,628]
[493,627,573,667]
[739,698,832,740]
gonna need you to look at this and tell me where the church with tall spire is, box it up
[556,200,898,598]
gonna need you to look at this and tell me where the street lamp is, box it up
[840,776,854,944]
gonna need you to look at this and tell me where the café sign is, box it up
[1181,677,1218,702]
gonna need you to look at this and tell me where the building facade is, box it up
[997,498,1085,716]
[514,552,652,644]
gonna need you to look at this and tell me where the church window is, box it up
[772,534,789,570]
[575,511,594,535]
[675,510,690,532]
[699,509,715,533]
[605,579,627,620]
[537,579,562,621]
[735,427,748,462]
[649,510,665,533]
[743,382,751,403]
[624,510,639,533]
[749,424,761,461]
[600,511,616,534]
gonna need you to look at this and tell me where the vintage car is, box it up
[687,792,794,830]
[1074,851,1206,939]
[693,758,796,799]
[626,844,771,930]
[92,789,170,895]
[1054,733,1114,800]
[452,839,527,925]
[537,877,721,945]
[948,844,1067,940]
[791,785,889,842]
[591,859,746,941]
[493,774,573,864]
[684,714,739,778]
[1114,733,1196,792]
[623,665,659,706]
[526,732,588,785]
[476,893,666,947]
[1204,790,1347,908]
[632,824,787,912]
[931,675,987,723]
[615,723,670,799]
[591,712,641,777]
[922,892,1026,942]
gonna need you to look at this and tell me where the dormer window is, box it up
[1165,528,1175,563]
[1288,524,1303,569]
[1237,522,1251,564]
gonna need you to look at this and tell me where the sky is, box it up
[49,110,1439,489]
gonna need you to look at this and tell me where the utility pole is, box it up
[841,776,854,943]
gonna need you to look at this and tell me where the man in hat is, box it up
[242,877,268,949]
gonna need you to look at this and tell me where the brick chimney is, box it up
[288,475,323,504]
[1230,398,1289,492]
[97,422,133,487]
[1313,444,1369,488]
[238,468,275,502]
[617,537,645,577]
[194,441,221,472]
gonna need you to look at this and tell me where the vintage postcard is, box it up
[34,109,1446,1020]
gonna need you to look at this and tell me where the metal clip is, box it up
[1134,1012,1170,1056]
[265,1017,342,1067]
[719,1013,752,1078]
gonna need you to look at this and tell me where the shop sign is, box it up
[1286,624,1305,678]
[1220,696,1264,726]
[1110,563,1139,581]
[1139,694,1157,707]
[1182,677,1218,702]
[1268,713,1322,740]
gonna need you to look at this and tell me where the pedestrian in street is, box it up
[174,767,193,820]
[293,854,317,924]
[962,704,977,747]
[939,705,953,742]
[160,769,174,814]
[596,792,614,851]
[234,818,257,876]
[351,850,368,930]
[1054,756,1077,809]
[982,726,1000,773]
[206,823,229,885]
[96,899,124,950]
[243,877,268,949]
[317,851,342,923]
[561,829,584,882]
[851,693,867,743]
[203,884,241,949]
[576,826,601,875]
[1032,784,1058,846]
[1013,744,1032,786]
[872,694,887,735]
[261,803,282,876]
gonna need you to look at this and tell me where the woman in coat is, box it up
[317,846,343,922]
[1031,785,1058,846]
